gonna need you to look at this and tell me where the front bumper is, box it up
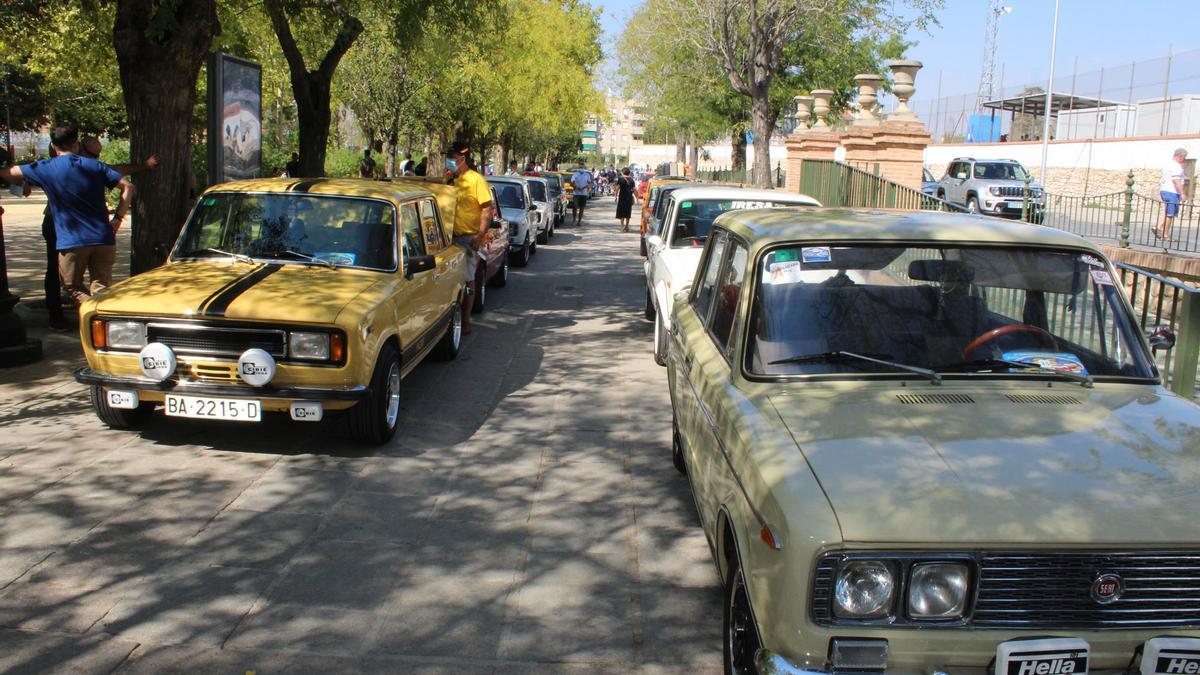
[74,367,369,401]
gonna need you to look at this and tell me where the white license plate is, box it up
[998,638,1089,675]
[164,394,261,422]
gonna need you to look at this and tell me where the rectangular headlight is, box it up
[289,331,330,360]
[105,320,146,350]
[907,562,969,619]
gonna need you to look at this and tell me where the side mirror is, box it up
[528,204,537,211]
[405,254,436,278]
[489,218,503,230]
[1148,326,1176,351]
[955,171,967,180]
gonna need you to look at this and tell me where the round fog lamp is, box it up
[139,342,177,382]
[238,348,277,387]
[834,560,894,618]
[908,562,969,618]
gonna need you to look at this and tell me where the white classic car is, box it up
[487,176,538,267]
[644,186,819,365]
[524,175,556,243]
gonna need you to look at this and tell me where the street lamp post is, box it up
[1038,0,1061,186]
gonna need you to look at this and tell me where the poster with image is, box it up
[207,53,262,184]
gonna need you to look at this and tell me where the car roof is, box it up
[488,175,528,184]
[206,177,433,203]
[715,208,1103,253]
[666,186,820,205]
[953,157,1020,164]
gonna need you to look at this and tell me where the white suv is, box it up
[643,186,819,365]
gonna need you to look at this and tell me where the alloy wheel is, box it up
[384,361,401,429]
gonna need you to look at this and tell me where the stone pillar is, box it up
[840,126,878,171]
[785,130,841,194]
[872,121,931,190]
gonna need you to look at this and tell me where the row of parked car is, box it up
[74,173,570,445]
[633,177,1199,673]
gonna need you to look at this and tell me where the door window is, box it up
[401,202,424,259]
[691,230,728,322]
[708,240,749,355]
[419,199,444,253]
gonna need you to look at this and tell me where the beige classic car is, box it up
[666,208,1200,674]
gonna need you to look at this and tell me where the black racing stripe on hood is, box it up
[196,264,265,315]
[201,264,284,317]
[289,178,328,192]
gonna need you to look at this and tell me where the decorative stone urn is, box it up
[792,95,813,131]
[853,74,884,125]
[886,59,923,122]
[810,89,834,129]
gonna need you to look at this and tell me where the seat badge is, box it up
[1091,573,1124,604]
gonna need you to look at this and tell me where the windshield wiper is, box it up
[934,358,1094,388]
[274,249,336,269]
[769,350,942,385]
[204,248,254,264]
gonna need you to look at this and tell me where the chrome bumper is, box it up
[756,649,825,674]
[74,367,369,401]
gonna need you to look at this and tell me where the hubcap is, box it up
[384,362,401,428]
[451,306,462,348]
[727,571,758,674]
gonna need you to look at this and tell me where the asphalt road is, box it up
[0,195,723,674]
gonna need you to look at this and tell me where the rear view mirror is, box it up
[908,259,975,284]
[1148,326,1176,351]
[405,254,436,278]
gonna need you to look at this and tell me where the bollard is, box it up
[1120,169,1134,249]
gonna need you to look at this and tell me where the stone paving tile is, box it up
[0,627,140,674]
[184,509,323,571]
[318,492,436,544]
[368,577,512,660]
[224,602,376,656]
[226,463,356,515]
[267,539,408,610]
[408,518,527,583]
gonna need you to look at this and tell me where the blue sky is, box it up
[594,0,1200,107]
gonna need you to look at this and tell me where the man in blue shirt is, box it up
[0,125,135,306]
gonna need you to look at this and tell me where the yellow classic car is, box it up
[666,208,1200,674]
[75,177,470,444]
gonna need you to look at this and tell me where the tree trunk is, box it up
[750,88,773,188]
[731,129,747,173]
[264,0,362,178]
[113,0,219,275]
[674,134,686,162]
[687,134,699,177]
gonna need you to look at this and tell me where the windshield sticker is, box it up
[729,200,772,209]
[202,197,217,206]
[315,252,355,266]
[1090,269,1114,286]
[765,260,803,285]
[801,246,831,264]
[1080,254,1105,268]
[680,201,691,209]
[1001,351,1089,375]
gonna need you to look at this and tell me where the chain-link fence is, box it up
[910,48,1200,143]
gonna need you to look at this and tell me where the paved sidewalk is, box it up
[0,195,722,673]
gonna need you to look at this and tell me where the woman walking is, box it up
[615,168,636,232]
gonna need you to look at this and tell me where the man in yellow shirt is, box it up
[449,141,493,333]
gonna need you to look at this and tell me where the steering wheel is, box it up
[961,324,1059,359]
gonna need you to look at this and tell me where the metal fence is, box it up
[796,158,963,211]
[1042,186,1200,254]
[694,164,786,188]
[1116,263,1200,397]
[913,47,1200,143]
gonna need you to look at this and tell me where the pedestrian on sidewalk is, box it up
[570,162,591,226]
[448,141,494,334]
[285,153,300,177]
[0,125,135,308]
[615,167,635,232]
[359,148,377,178]
[1155,148,1189,244]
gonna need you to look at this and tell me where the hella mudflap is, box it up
[992,638,1200,675]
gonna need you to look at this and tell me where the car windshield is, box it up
[670,199,813,248]
[173,193,397,271]
[544,175,562,194]
[527,181,548,202]
[974,162,1030,181]
[492,183,526,209]
[746,244,1156,381]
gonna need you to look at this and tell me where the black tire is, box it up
[349,343,401,445]
[431,302,462,362]
[723,559,763,675]
[672,412,686,475]
[548,218,555,239]
[644,287,656,320]
[530,237,538,255]
[513,238,530,267]
[537,228,549,244]
[472,262,487,315]
[967,196,980,214]
[488,250,509,288]
[640,237,647,257]
[90,385,154,429]
[653,316,667,367]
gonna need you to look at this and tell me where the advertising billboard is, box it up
[206,53,262,184]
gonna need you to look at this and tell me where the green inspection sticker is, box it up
[202,197,216,206]
[681,201,691,208]
[774,249,798,263]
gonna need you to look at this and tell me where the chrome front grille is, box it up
[146,323,286,358]
[974,552,1200,629]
